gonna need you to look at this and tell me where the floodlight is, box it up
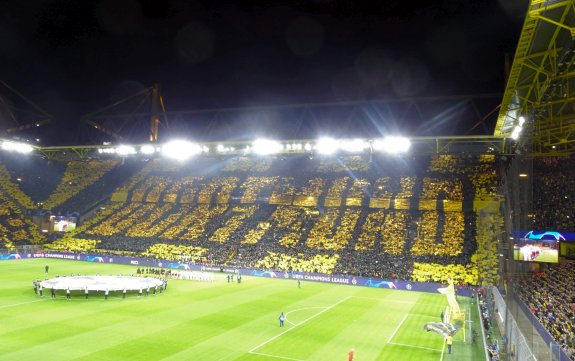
[98,148,115,154]
[510,126,522,140]
[1,141,34,154]
[316,137,339,155]
[373,137,411,154]
[340,139,369,153]
[161,140,201,161]
[115,145,136,155]
[252,139,282,155]
[518,116,526,127]
[140,144,156,155]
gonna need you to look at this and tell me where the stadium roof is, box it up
[496,0,575,154]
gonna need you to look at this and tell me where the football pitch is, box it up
[0,259,485,361]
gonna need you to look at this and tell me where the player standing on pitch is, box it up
[348,348,355,361]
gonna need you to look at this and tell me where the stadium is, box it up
[2,1,575,361]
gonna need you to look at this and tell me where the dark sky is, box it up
[0,0,526,145]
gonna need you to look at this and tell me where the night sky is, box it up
[0,0,526,145]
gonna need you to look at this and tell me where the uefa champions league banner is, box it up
[247,269,473,296]
[1,251,471,296]
[3,251,242,274]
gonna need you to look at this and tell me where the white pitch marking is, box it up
[388,341,442,353]
[249,351,305,361]
[249,296,351,354]
[284,306,327,326]
[0,300,43,309]
[387,314,409,343]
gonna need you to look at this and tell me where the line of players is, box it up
[34,264,169,300]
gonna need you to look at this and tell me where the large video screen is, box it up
[513,231,560,263]
[51,216,77,232]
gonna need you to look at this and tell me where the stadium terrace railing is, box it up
[492,287,536,361]
[492,287,570,361]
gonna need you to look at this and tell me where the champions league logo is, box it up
[283,272,289,279]
[352,277,357,285]
[406,284,412,290]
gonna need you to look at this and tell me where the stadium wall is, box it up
[2,251,472,296]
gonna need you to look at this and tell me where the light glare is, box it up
[1,141,34,154]
[340,139,369,153]
[115,145,136,155]
[140,145,156,155]
[252,139,282,155]
[373,137,411,154]
[316,138,339,155]
[162,140,201,161]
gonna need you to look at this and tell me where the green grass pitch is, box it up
[0,259,486,361]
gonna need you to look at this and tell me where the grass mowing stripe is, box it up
[248,296,351,353]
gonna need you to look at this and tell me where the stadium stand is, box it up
[0,153,509,291]
[506,156,575,360]
[532,157,575,230]
[0,153,66,206]
[515,263,575,360]
[0,153,498,287]
[0,192,44,248]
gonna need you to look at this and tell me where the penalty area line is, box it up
[249,296,351,354]
[249,351,305,361]
[387,314,409,343]
[388,341,442,353]
[285,306,327,326]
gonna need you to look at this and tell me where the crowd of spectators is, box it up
[516,263,575,360]
[532,157,575,230]
[412,262,477,285]
[0,154,507,289]
[46,237,99,252]
[477,288,501,361]
[306,208,360,250]
[255,252,339,274]
[0,192,44,248]
[411,211,464,257]
[141,243,207,262]
[223,157,271,172]
[0,164,36,209]
[240,177,277,203]
[42,160,119,210]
